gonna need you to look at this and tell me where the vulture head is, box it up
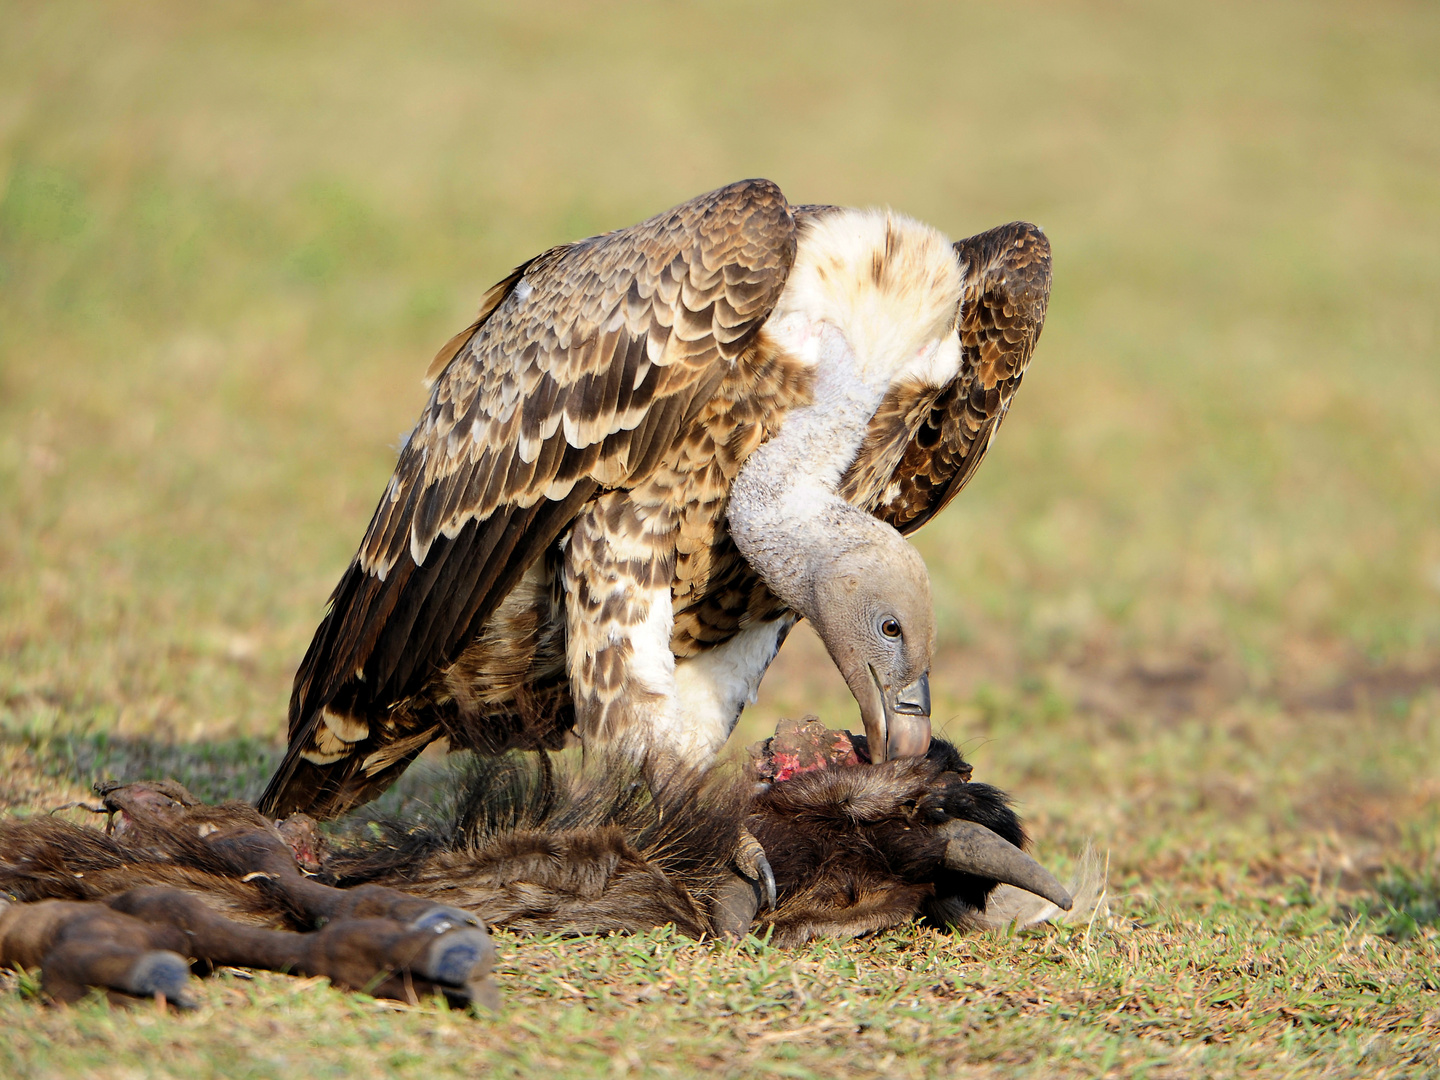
[806,526,934,763]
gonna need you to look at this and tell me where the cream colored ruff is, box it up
[767,207,963,391]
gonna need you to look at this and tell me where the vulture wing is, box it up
[259,179,796,817]
[843,222,1051,533]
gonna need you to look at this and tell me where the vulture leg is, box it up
[561,492,780,915]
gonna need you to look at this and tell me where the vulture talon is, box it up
[757,854,777,912]
[734,826,777,911]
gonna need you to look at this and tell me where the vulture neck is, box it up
[728,204,965,618]
[727,334,899,616]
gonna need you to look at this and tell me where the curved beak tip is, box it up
[885,672,932,759]
[860,668,934,762]
[893,673,930,718]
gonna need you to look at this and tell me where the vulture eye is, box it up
[880,618,902,639]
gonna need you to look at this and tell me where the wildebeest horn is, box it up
[938,819,1073,911]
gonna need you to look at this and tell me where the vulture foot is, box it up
[710,826,775,939]
[733,825,777,912]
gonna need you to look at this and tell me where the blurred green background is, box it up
[2,0,1437,775]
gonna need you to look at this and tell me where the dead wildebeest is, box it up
[0,719,1072,1010]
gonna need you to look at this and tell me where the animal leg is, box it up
[3,782,499,1007]
[0,887,497,1009]
[203,826,485,934]
[0,898,194,1006]
[106,888,497,1009]
[187,821,499,1005]
[100,780,488,938]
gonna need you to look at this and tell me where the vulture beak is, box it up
[859,667,933,762]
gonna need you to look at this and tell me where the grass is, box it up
[2,0,1439,1075]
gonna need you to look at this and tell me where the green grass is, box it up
[4,885,1440,1078]
[3,0,1440,1075]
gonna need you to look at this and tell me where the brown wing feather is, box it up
[844,221,1051,534]
[259,180,796,817]
[421,261,535,388]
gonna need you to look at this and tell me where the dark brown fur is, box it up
[1,737,1023,1006]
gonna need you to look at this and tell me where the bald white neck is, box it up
[727,325,898,615]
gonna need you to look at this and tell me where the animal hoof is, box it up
[409,905,482,935]
[121,950,195,1008]
[419,928,497,1000]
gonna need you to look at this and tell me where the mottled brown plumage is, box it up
[259,181,1051,821]
[841,221,1052,532]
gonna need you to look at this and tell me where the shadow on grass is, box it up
[3,726,282,806]
[1354,867,1440,940]
[2,719,485,825]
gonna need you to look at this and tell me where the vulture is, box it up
[258,178,1051,822]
